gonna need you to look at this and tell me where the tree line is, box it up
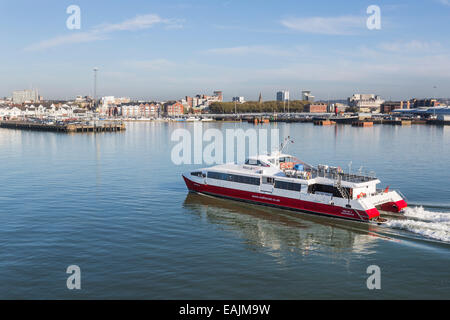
[209,100,311,113]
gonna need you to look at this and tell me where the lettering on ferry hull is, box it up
[251,195,280,202]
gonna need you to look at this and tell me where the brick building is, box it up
[305,103,328,113]
[165,101,184,116]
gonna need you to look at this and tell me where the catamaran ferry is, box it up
[182,139,407,222]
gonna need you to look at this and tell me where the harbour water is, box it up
[0,122,449,299]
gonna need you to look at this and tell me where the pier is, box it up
[0,120,126,133]
[314,120,335,126]
[352,121,373,127]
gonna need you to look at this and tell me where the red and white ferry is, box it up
[182,142,407,222]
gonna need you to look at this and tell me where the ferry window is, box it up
[207,172,223,180]
[191,171,203,177]
[274,180,301,191]
[260,161,270,167]
[308,184,351,198]
[208,172,260,185]
[245,159,259,166]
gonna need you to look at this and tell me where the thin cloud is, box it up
[439,0,450,6]
[25,32,108,52]
[97,14,166,32]
[379,40,442,52]
[25,14,181,51]
[281,16,365,35]
[205,45,294,56]
[124,59,176,70]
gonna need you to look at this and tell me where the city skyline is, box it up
[1,0,450,101]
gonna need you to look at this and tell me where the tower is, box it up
[93,67,99,108]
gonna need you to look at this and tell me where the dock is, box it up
[0,120,126,133]
[314,120,335,126]
[352,121,373,127]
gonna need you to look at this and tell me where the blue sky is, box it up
[1,0,450,101]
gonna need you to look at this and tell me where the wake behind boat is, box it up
[182,138,407,223]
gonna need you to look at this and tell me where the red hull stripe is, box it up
[183,175,379,222]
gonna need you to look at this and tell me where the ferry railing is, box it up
[312,168,376,183]
[288,167,377,184]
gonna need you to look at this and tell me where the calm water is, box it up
[0,121,449,299]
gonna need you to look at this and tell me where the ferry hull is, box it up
[379,199,408,213]
[183,175,379,222]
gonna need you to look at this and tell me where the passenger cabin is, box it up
[190,153,380,201]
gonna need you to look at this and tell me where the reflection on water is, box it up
[183,193,380,258]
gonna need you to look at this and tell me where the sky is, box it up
[1,0,450,101]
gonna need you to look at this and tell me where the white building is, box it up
[12,89,40,104]
[276,91,289,102]
[232,96,245,103]
[302,90,314,102]
[0,103,80,119]
[101,96,116,106]
[348,94,385,112]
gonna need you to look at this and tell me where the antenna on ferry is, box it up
[280,136,294,154]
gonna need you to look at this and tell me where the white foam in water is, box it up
[385,207,450,242]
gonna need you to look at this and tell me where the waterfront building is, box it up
[380,101,406,114]
[120,104,140,118]
[305,103,328,113]
[165,101,184,116]
[411,98,439,108]
[0,103,83,119]
[115,97,131,104]
[73,96,94,108]
[276,91,290,102]
[180,98,191,112]
[348,94,384,112]
[302,90,315,102]
[185,96,193,110]
[136,103,160,118]
[12,89,40,104]
[185,91,223,111]
[150,103,161,117]
[213,91,223,102]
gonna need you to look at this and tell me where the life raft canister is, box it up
[280,162,294,170]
